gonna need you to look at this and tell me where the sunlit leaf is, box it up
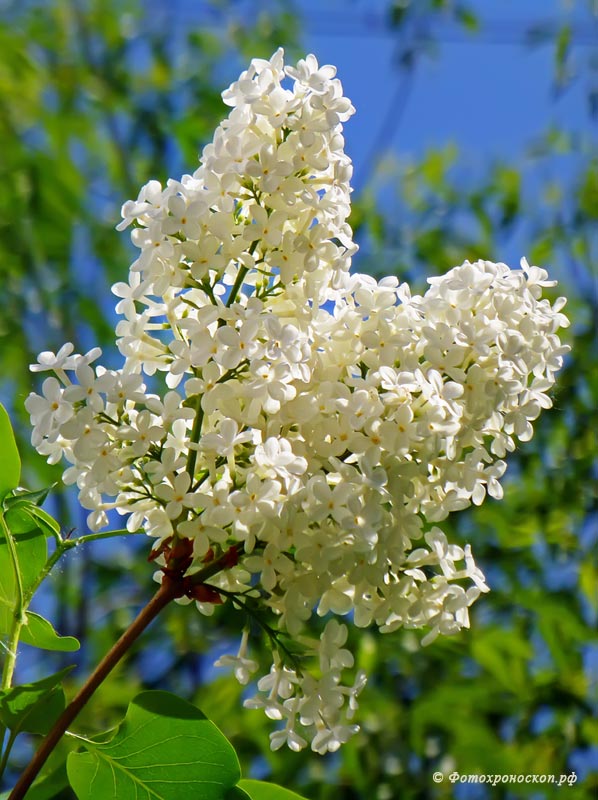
[19,612,79,652]
[67,691,240,800]
[3,497,60,543]
[4,486,54,508]
[0,506,76,650]
[22,504,61,540]
[4,504,39,535]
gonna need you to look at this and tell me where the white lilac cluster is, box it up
[26,49,570,753]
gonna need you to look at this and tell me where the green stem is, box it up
[22,545,65,610]
[21,530,141,611]
[201,279,218,306]
[225,241,257,311]
[226,265,249,308]
[0,514,24,692]
[68,528,144,548]
[208,584,303,674]
[185,400,204,482]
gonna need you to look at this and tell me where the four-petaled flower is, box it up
[25,47,570,755]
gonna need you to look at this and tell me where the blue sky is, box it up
[174,0,596,183]
[293,0,596,187]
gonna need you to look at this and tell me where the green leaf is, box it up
[3,500,61,543]
[67,691,241,800]
[238,781,309,800]
[4,485,54,508]
[3,504,39,534]
[19,612,80,652]
[0,666,74,734]
[3,491,61,542]
[0,403,20,500]
[22,504,61,540]
[0,517,46,591]
[0,511,77,651]
[470,627,532,695]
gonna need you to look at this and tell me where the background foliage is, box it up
[0,1,596,798]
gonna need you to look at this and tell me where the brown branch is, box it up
[8,540,239,800]
[8,545,241,799]
[8,578,178,800]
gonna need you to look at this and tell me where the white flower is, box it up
[285,54,337,94]
[26,47,570,755]
[199,419,253,459]
[214,630,259,685]
[118,410,164,457]
[253,437,307,481]
[25,377,73,441]
[63,363,105,412]
[245,542,294,591]
[155,473,196,520]
[215,319,261,369]
[30,342,76,373]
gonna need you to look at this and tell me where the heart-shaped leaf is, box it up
[0,403,20,501]
[67,691,241,800]
[0,666,74,734]
[237,781,308,800]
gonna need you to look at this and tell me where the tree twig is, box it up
[8,579,178,800]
